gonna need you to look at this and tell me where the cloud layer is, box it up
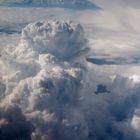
[1,20,140,140]
[0,20,89,140]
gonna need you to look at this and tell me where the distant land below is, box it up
[0,0,101,10]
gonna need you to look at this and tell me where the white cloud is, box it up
[1,19,140,140]
[1,1,140,139]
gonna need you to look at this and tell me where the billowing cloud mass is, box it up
[1,20,140,140]
[0,20,89,140]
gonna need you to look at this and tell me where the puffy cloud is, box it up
[0,105,34,140]
[0,20,89,140]
[1,20,140,140]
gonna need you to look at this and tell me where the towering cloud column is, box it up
[0,20,89,140]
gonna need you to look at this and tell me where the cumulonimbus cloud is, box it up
[0,20,89,140]
[0,20,140,140]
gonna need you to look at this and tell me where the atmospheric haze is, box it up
[1,1,140,140]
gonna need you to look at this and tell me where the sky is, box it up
[1,0,140,140]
